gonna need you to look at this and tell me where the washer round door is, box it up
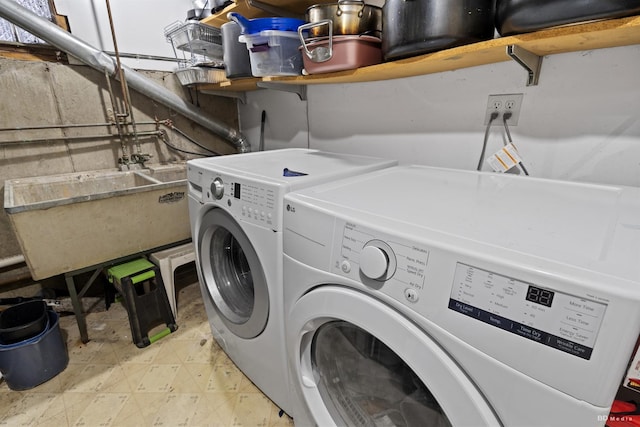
[289,286,500,426]
[198,208,269,339]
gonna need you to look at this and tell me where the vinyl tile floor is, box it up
[0,267,294,427]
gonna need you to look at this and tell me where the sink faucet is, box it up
[118,153,153,170]
[131,152,152,164]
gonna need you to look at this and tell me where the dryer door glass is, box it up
[198,208,269,339]
[311,321,452,427]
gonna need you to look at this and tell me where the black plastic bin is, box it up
[0,310,69,390]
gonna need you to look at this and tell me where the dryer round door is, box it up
[289,286,500,426]
[198,208,269,339]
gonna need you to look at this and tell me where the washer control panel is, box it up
[205,174,277,228]
[448,263,607,360]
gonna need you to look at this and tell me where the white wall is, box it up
[239,89,310,152]
[239,44,640,188]
[55,0,195,71]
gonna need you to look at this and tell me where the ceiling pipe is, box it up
[0,1,251,153]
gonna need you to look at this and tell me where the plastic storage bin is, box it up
[228,12,305,35]
[239,30,303,77]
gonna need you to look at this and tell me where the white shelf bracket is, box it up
[256,82,307,101]
[507,45,542,86]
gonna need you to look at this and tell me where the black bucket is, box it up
[0,310,69,390]
[0,300,48,344]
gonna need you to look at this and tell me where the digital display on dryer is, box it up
[526,285,554,308]
[234,183,241,199]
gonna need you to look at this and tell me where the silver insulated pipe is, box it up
[0,1,251,153]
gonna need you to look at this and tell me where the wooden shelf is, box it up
[199,14,640,92]
[217,78,261,92]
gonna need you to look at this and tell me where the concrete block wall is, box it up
[0,57,239,260]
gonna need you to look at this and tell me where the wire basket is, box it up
[165,21,223,56]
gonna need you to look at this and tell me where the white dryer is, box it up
[187,149,396,414]
[283,165,640,426]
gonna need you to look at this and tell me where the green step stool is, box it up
[107,258,177,348]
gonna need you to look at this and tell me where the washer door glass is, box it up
[198,208,269,339]
[312,321,451,427]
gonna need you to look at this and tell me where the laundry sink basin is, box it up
[4,163,190,280]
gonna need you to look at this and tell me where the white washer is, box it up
[283,165,640,426]
[187,149,396,414]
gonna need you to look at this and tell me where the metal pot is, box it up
[382,0,495,61]
[305,0,382,38]
[496,0,640,36]
[298,33,382,74]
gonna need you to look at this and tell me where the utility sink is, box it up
[4,163,190,280]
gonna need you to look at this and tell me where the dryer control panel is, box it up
[448,263,606,360]
[331,218,608,362]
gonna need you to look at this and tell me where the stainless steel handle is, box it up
[337,0,365,17]
[298,20,333,63]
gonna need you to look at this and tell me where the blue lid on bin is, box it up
[228,12,305,34]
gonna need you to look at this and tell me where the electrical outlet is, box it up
[484,94,524,125]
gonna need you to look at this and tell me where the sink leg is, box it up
[65,273,89,344]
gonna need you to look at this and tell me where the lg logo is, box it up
[286,204,296,213]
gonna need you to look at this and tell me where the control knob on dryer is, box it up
[360,245,390,280]
[211,177,224,199]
